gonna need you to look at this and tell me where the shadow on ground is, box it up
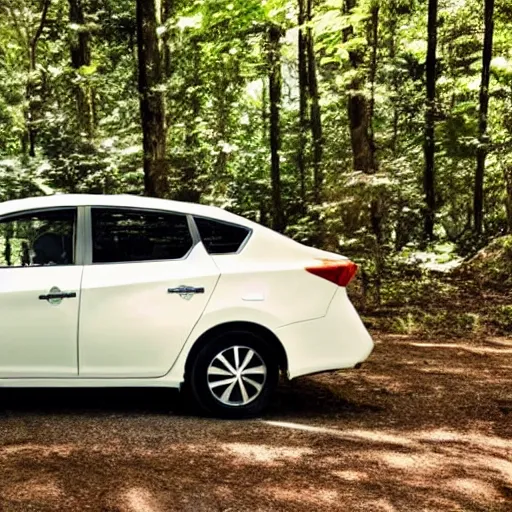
[0,333,510,511]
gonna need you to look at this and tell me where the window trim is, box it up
[0,206,84,268]
[191,215,253,255]
[85,205,199,266]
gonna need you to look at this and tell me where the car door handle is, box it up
[39,292,77,300]
[168,286,205,295]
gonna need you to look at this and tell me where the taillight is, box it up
[305,259,358,287]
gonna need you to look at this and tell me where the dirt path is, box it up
[0,334,510,511]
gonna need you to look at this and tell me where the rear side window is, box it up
[92,208,193,263]
[194,217,250,254]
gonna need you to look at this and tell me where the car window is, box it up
[0,209,77,267]
[194,217,250,254]
[92,208,193,263]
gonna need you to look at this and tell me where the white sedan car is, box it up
[0,194,373,417]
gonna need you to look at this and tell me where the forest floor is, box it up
[0,325,510,511]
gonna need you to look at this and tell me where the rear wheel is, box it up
[188,331,279,418]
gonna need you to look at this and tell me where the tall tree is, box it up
[368,4,379,158]
[268,24,284,232]
[474,0,495,235]
[26,0,51,156]
[344,0,376,173]
[424,0,438,240]
[68,0,94,139]
[306,0,323,204]
[344,0,382,300]
[386,1,400,154]
[136,0,168,198]
[297,0,308,209]
[161,0,173,80]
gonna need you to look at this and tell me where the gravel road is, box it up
[0,334,511,511]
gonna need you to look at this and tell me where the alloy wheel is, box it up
[207,345,267,407]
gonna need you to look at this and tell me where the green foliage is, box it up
[0,0,511,308]
[459,235,512,287]
[492,305,512,332]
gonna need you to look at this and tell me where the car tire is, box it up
[188,330,279,419]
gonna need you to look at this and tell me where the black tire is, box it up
[188,330,279,419]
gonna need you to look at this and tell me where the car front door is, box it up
[78,207,220,378]
[0,207,83,378]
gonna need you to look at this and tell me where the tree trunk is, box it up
[505,164,512,233]
[25,0,51,157]
[344,0,375,173]
[68,0,95,139]
[423,0,438,241]
[388,4,399,154]
[387,3,406,248]
[268,25,285,233]
[161,0,173,80]
[344,0,381,302]
[306,0,323,205]
[136,0,168,198]
[474,0,495,235]
[297,0,308,209]
[369,3,382,304]
[368,5,379,157]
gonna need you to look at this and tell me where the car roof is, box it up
[0,194,252,227]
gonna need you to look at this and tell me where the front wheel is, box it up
[188,331,279,418]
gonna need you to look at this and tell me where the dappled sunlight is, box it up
[0,443,74,458]
[418,366,467,375]
[485,337,512,348]
[259,420,512,508]
[339,429,416,447]
[0,332,509,510]
[122,487,161,512]
[331,470,369,482]
[2,478,64,503]
[414,429,512,451]
[448,478,502,503]
[407,341,512,355]
[264,420,418,447]
[221,442,313,465]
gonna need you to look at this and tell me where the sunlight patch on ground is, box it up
[414,430,512,451]
[378,452,420,469]
[0,444,73,458]
[486,337,512,347]
[418,366,468,375]
[123,488,160,512]
[407,341,512,355]
[264,421,416,447]
[264,420,344,435]
[222,442,312,465]
[331,470,369,482]
[448,478,501,502]
[3,478,63,502]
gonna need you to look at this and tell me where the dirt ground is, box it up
[0,333,510,512]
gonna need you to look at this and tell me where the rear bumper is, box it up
[277,288,374,380]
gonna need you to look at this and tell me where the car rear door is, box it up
[78,207,220,378]
[0,207,83,377]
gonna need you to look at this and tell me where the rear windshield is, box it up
[194,217,250,255]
